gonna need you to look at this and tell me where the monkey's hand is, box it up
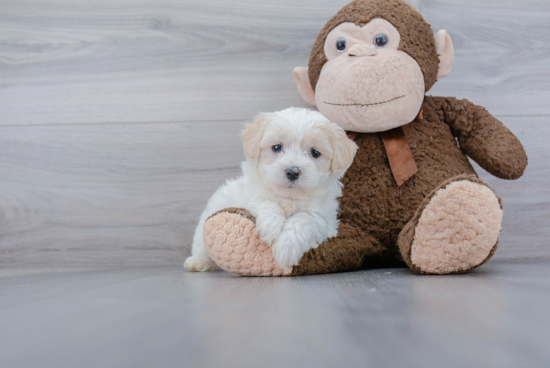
[429,96,528,180]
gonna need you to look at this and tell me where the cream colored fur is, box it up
[184,107,357,271]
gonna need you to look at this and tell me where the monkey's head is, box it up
[294,0,454,133]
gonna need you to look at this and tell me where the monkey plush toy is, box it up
[201,0,528,276]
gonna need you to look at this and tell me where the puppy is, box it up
[184,107,357,272]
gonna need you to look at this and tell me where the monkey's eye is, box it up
[272,144,282,153]
[374,34,388,48]
[310,149,321,158]
[336,37,347,53]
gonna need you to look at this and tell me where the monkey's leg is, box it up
[398,175,502,274]
[203,208,291,276]
[291,223,395,275]
[203,208,388,276]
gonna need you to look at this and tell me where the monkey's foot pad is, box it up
[402,178,503,274]
[204,208,292,276]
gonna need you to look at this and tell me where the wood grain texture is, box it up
[0,0,549,266]
[0,117,547,266]
[0,120,245,265]
[0,0,549,126]
[1,261,549,368]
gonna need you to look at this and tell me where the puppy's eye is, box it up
[336,37,347,53]
[374,34,388,48]
[272,144,282,153]
[310,149,321,158]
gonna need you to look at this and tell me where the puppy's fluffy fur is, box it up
[184,107,357,272]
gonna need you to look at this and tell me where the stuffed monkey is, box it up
[201,0,528,276]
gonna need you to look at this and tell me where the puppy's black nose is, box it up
[285,167,301,181]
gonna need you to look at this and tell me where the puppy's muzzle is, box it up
[285,167,301,182]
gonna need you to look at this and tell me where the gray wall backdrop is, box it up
[0,0,549,266]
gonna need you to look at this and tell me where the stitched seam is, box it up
[323,95,405,107]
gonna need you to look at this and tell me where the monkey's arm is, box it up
[426,96,528,180]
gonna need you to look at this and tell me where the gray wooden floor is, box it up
[1,260,549,368]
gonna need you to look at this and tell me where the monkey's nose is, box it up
[348,44,376,57]
[285,167,301,181]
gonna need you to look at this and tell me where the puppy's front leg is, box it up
[251,201,287,246]
[272,213,332,267]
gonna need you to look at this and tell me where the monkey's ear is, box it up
[293,67,316,106]
[434,30,455,80]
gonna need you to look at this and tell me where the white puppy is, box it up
[184,107,357,272]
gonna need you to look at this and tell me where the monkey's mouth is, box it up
[323,95,405,107]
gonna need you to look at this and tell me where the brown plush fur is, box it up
[289,96,527,275]
[308,0,440,92]
[427,97,528,179]
[290,223,402,276]
[208,207,256,223]
[204,96,527,276]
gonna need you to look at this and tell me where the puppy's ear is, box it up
[242,113,270,161]
[326,123,358,174]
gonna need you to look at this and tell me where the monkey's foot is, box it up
[399,176,503,274]
[203,208,292,276]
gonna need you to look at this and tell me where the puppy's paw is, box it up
[271,214,318,267]
[184,256,217,272]
[256,212,286,245]
[271,231,305,267]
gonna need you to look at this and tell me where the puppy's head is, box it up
[242,107,357,199]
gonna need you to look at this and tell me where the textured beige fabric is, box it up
[204,210,292,276]
[410,180,503,274]
[314,47,425,132]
